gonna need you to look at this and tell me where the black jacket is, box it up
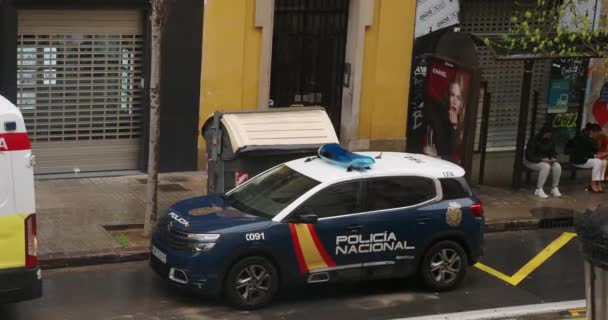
[423,99,457,158]
[525,134,557,163]
[569,132,598,165]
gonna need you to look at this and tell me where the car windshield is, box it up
[225,165,320,218]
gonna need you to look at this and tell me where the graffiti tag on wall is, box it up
[410,57,427,131]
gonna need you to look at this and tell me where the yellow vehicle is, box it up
[0,95,41,303]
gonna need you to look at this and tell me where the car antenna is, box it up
[375,152,383,159]
[305,156,319,163]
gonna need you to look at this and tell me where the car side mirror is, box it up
[291,213,319,224]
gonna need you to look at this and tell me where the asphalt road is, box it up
[0,228,585,320]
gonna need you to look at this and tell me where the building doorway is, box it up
[269,0,350,133]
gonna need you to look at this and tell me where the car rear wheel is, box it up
[224,256,279,310]
[420,240,467,291]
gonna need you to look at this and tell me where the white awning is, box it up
[207,108,339,154]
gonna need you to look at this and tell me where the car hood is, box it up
[162,194,271,233]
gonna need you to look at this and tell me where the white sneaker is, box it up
[534,189,549,199]
[551,187,562,197]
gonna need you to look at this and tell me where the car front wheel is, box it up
[420,240,467,291]
[224,256,279,310]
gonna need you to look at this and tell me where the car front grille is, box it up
[167,229,190,249]
[157,222,195,250]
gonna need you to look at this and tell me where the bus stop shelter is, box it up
[469,33,604,188]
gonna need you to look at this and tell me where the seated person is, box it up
[595,129,608,181]
[570,123,608,193]
[524,126,561,199]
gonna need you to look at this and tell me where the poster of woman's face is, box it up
[422,61,471,165]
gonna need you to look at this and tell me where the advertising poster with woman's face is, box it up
[422,61,471,166]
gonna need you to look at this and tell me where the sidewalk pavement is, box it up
[474,182,605,232]
[35,171,605,268]
[36,172,205,268]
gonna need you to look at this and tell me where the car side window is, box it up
[440,177,471,200]
[366,177,436,211]
[296,181,361,219]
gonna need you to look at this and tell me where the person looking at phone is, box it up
[524,126,562,199]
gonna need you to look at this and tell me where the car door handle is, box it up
[346,224,363,232]
[416,216,431,224]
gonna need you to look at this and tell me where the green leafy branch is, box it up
[484,0,608,72]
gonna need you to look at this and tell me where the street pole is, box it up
[478,87,490,185]
[512,59,534,189]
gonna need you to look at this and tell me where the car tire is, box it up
[224,256,279,310]
[420,240,467,292]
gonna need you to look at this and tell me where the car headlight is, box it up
[184,233,220,252]
[185,233,221,241]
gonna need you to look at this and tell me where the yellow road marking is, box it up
[474,262,515,284]
[474,232,577,286]
[570,308,586,315]
[563,308,587,318]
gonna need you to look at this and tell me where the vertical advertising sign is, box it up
[546,59,588,152]
[547,79,571,114]
[409,58,473,167]
[415,0,460,38]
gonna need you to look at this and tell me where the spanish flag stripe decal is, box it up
[306,224,336,267]
[288,224,309,273]
[292,224,331,272]
[294,224,329,271]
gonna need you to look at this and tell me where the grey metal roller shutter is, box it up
[16,10,144,174]
[461,0,550,152]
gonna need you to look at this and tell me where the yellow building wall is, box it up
[197,0,417,168]
[359,0,415,151]
[198,0,261,168]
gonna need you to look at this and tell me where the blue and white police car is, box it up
[149,146,484,309]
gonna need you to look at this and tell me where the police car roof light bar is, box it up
[318,143,375,170]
